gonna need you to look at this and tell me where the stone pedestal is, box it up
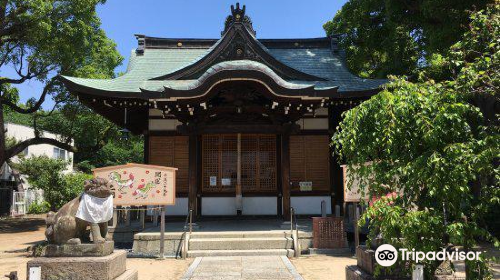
[346,246,410,280]
[356,245,376,275]
[43,241,115,257]
[27,250,137,280]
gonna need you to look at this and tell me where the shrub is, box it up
[14,156,92,210]
[27,201,51,214]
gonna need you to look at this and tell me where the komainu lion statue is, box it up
[45,178,114,245]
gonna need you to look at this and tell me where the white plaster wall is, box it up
[242,197,277,215]
[148,119,181,131]
[297,118,329,130]
[148,109,163,117]
[202,197,236,216]
[164,197,188,216]
[291,196,332,215]
[5,123,74,172]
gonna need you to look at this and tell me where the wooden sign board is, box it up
[299,181,313,191]
[342,165,369,203]
[93,163,177,206]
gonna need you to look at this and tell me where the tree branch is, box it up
[5,137,76,160]
[0,77,56,114]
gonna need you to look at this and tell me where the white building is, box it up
[0,123,74,216]
[3,122,74,174]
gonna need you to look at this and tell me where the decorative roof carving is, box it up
[222,3,256,37]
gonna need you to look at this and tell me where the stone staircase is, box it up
[186,231,295,257]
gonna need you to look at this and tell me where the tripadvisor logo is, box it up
[375,244,398,267]
[375,244,483,267]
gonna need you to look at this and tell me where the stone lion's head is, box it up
[84,178,113,198]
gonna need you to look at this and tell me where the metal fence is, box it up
[11,189,44,216]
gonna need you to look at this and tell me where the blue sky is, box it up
[11,0,347,109]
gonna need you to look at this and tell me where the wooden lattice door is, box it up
[202,134,277,194]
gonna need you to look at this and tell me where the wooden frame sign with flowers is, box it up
[93,163,177,206]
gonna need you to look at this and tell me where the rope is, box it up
[113,206,164,211]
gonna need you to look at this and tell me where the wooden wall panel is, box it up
[149,136,189,194]
[257,135,277,192]
[290,135,330,192]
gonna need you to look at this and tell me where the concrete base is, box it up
[43,241,115,257]
[109,223,144,243]
[132,232,184,258]
[27,250,137,280]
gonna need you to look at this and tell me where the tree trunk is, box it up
[0,99,6,168]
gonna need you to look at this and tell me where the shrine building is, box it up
[61,4,385,220]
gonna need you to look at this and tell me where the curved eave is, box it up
[59,75,382,102]
[141,69,337,102]
[60,75,158,99]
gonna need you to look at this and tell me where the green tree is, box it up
[324,0,493,78]
[333,5,499,279]
[37,104,144,172]
[0,0,123,167]
[14,155,92,210]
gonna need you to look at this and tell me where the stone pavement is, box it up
[180,256,304,280]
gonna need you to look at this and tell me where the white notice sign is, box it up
[221,178,231,186]
[210,176,217,186]
[299,181,313,191]
[29,266,41,280]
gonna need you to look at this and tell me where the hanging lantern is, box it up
[120,107,130,141]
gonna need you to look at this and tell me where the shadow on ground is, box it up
[0,218,45,233]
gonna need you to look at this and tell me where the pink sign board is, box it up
[93,163,177,206]
[342,165,369,203]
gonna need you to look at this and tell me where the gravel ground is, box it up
[290,254,356,280]
[0,218,357,280]
[1,217,498,280]
[0,218,192,280]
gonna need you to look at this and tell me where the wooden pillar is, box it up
[281,133,291,220]
[236,133,242,215]
[329,105,344,216]
[188,134,198,221]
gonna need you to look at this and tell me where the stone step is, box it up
[189,237,293,250]
[115,269,138,280]
[187,249,294,257]
[190,231,292,239]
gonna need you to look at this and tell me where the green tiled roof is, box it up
[62,40,386,94]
